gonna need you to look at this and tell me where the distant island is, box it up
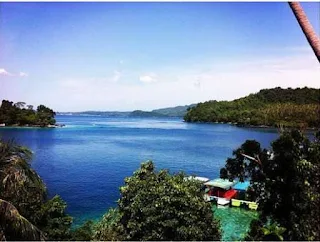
[184,87,320,129]
[0,100,59,128]
[57,104,196,118]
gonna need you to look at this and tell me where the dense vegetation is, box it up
[221,129,320,240]
[130,110,167,117]
[0,100,56,127]
[152,104,196,117]
[94,161,221,241]
[184,87,320,128]
[0,139,72,240]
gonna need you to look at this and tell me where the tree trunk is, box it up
[288,2,320,63]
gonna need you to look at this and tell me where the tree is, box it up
[36,105,56,126]
[14,102,26,109]
[288,2,320,63]
[219,167,228,179]
[36,195,73,240]
[224,140,267,183]
[0,139,46,223]
[94,208,121,241]
[72,220,95,241]
[0,139,73,240]
[224,130,320,240]
[95,161,221,241]
[0,199,45,241]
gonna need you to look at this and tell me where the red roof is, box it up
[208,188,238,199]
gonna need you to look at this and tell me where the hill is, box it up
[184,87,320,128]
[57,104,195,118]
[129,110,166,117]
[152,104,196,117]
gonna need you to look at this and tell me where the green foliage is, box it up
[0,100,56,127]
[184,87,320,128]
[245,220,286,241]
[94,208,122,241]
[130,110,167,117]
[107,161,221,241]
[71,220,95,241]
[36,195,73,240]
[0,139,46,224]
[219,167,228,179]
[224,140,267,185]
[0,139,72,240]
[224,130,320,240]
[261,223,286,241]
[152,104,196,117]
[0,199,45,241]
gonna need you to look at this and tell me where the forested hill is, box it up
[152,104,196,117]
[184,87,320,128]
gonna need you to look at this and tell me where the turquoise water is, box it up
[0,115,277,236]
[213,205,258,241]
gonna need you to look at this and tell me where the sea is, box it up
[0,115,281,240]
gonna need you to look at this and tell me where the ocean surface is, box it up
[0,115,280,239]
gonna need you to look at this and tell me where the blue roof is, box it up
[233,181,250,191]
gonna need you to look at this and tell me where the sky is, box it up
[0,2,319,112]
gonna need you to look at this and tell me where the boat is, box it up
[187,176,210,183]
[186,176,210,183]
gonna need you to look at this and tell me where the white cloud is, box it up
[0,68,28,77]
[139,73,157,83]
[0,68,13,76]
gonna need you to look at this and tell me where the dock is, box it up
[231,199,258,210]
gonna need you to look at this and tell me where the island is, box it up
[0,100,61,128]
[57,104,196,118]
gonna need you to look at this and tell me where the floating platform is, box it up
[231,199,258,210]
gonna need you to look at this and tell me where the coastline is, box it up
[0,124,65,128]
[183,120,318,131]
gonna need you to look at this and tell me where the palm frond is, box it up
[0,199,45,241]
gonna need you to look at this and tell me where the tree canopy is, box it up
[222,130,320,240]
[95,161,221,241]
[184,87,320,128]
[0,100,56,127]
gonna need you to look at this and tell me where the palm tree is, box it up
[0,199,45,241]
[261,223,286,241]
[288,2,320,63]
[0,139,46,240]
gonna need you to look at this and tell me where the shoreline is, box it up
[183,120,318,131]
[0,124,65,128]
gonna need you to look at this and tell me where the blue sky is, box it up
[0,2,319,112]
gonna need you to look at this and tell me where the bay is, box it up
[0,115,278,228]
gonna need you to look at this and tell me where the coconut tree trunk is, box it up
[288,2,320,63]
